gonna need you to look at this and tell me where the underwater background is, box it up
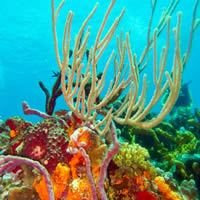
[0,0,199,121]
[0,0,200,200]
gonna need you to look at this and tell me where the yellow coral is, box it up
[113,143,155,176]
[107,143,157,198]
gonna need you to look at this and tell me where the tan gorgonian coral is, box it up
[51,0,188,135]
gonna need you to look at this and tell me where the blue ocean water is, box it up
[0,0,199,121]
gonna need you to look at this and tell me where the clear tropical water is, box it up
[0,0,199,121]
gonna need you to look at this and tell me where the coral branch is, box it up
[22,101,51,119]
[79,147,98,200]
[39,72,63,115]
[38,81,51,113]
[0,155,55,200]
[98,122,120,200]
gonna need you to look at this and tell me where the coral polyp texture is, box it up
[1,0,200,200]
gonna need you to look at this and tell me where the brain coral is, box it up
[22,118,72,173]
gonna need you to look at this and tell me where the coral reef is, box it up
[1,0,200,199]
[127,105,200,195]
[2,113,196,199]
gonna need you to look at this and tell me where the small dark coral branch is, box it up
[39,73,62,115]
[38,81,50,114]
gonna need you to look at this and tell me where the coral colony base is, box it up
[0,0,200,199]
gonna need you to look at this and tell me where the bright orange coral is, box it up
[52,163,70,199]
[9,130,18,138]
[69,151,84,179]
[33,163,70,200]
[67,178,93,200]
[69,127,93,150]
[154,176,182,200]
[135,175,149,191]
[33,176,49,200]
